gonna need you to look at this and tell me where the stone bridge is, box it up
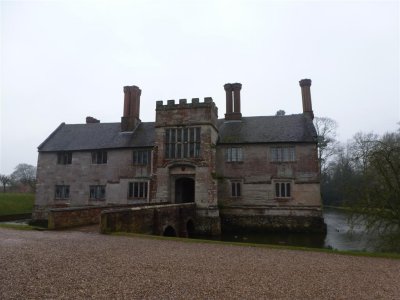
[100,203,196,237]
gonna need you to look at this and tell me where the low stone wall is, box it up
[48,205,144,229]
[220,205,326,233]
[101,203,196,237]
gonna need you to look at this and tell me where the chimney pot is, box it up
[299,79,312,87]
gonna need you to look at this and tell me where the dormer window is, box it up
[57,152,72,165]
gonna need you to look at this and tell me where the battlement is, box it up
[156,97,215,109]
[155,97,219,128]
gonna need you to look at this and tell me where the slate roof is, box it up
[38,122,155,152]
[217,114,317,144]
[38,114,317,152]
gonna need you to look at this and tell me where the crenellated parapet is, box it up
[156,97,217,111]
[155,97,219,129]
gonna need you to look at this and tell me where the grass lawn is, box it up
[0,193,35,216]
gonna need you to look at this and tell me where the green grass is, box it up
[0,223,36,230]
[0,193,35,216]
[111,231,400,260]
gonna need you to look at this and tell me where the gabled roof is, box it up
[38,114,317,152]
[217,114,317,144]
[38,122,155,152]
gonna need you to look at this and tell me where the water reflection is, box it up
[214,208,381,252]
[323,208,376,252]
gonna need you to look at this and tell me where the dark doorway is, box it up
[175,177,195,203]
[163,225,177,237]
[186,219,195,238]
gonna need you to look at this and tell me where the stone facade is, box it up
[34,79,325,234]
[34,148,153,219]
[100,203,196,237]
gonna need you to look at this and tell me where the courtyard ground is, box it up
[0,227,399,299]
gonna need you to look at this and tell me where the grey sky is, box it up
[1,0,399,175]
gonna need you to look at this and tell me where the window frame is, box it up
[165,127,201,159]
[55,185,70,200]
[231,181,242,197]
[128,181,148,199]
[274,181,291,199]
[270,147,296,163]
[89,185,106,200]
[133,149,150,165]
[91,150,108,164]
[226,147,243,162]
[57,152,72,165]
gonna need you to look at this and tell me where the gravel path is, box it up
[0,228,399,299]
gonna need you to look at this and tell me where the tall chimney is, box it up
[224,82,242,120]
[121,85,141,131]
[299,79,314,120]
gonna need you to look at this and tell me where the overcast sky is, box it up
[1,0,399,175]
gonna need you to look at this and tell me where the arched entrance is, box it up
[175,177,195,203]
[163,225,177,237]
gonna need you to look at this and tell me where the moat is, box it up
[203,208,383,252]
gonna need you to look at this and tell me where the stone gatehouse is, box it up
[34,79,325,235]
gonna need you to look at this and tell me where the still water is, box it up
[217,208,379,252]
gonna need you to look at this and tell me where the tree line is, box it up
[315,117,400,250]
[0,163,37,193]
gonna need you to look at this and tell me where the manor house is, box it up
[34,79,325,235]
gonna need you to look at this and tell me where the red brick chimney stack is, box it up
[224,84,233,114]
[299,79,314,120]
[224,82,242,120]
[121,85,141,131]
[123,86,131,117]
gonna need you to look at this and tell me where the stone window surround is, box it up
[225,147,243,162]
[128,181,149,199]
[273,180,292,199]
[89,185,106,200]
[165,127,201,159]
[91,150,108,164]
[230,179,242,198]
[57,151,72,165]
[55,185,70,200]
[133,149,150,165]
[270,146,296,163]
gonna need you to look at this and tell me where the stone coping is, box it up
[102,203,196,214]
[49,204,144,213]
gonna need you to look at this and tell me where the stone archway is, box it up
[163,225,177,237]
[175,177,195,203]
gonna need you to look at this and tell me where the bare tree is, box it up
[0,175,11,193]
[313,117,339,173]
[349,132,378,173]
[11,163,37,192]
[346,131,400,251]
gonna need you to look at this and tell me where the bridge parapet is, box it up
[100,203,196,237]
